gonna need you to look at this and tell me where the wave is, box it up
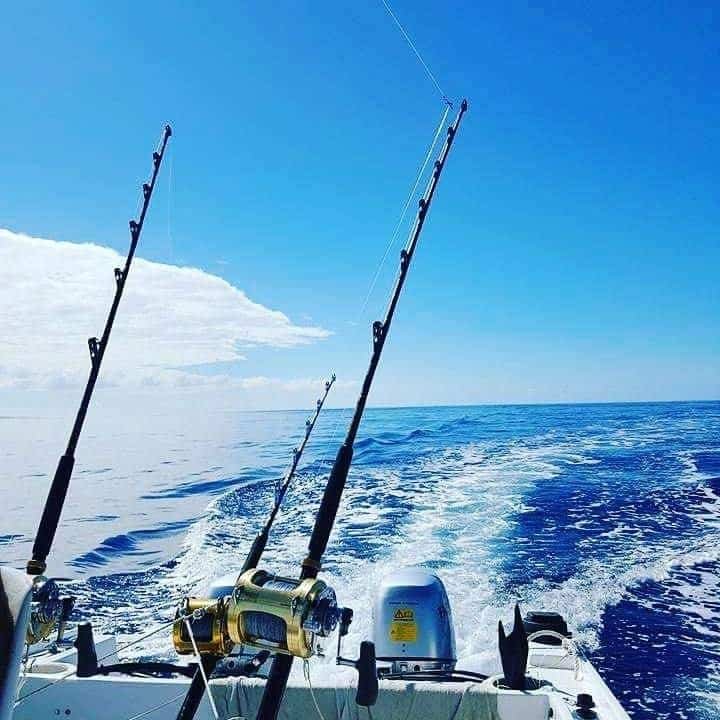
[142,467,274,499]
[71,519,195,569]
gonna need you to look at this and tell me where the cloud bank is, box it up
[0,229,329,390]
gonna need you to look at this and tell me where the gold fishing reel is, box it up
[173,595,233,656]
[173,568,343,659]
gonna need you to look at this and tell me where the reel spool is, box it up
[173,596,233,656]
[229,569,341,657]
[173,568,343,660]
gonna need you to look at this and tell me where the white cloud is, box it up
[0,229,330,389]
[231,375,355,393]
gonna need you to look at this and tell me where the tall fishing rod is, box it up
[26,125,173,577]
[256,98,468,720]
[174,375,336,720]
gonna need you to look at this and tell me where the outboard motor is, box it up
[373,568,456,673]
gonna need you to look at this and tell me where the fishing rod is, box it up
[241,373,336,574]
[173,375,336,720]
[255,98,468,720]
[170,100,467,720]
[26,125,173,577]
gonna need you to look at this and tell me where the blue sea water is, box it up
[2,400,719,719]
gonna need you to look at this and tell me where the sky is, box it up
[1,0,718,411]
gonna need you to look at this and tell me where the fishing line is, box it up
[377,125,441,324]
[167,142,176,263]
[379,0,452,107]
[14,608,211,708]
[217,0,456,554]
[183,617,220,720]
[282,2,457,499]
[302,103,452,498]
[132,127,167,228]
[303,659,327,720]
[357,102,450,319]
[14,662,76,708]
[122,690,189,720]
[255,97,468,720]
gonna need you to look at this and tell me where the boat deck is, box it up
[14,637,629,720]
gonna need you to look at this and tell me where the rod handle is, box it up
[256,653,294,720]
[305,442,353,570]
[27,454,75,575]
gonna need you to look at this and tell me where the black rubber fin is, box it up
[75,621,99,677]
[498,603,529,690]
[355,640,379,707]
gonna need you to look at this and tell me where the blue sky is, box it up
[1,1,718,407]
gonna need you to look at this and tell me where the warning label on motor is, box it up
[389,607,417,643]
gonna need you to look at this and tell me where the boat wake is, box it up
[41,402,720,719]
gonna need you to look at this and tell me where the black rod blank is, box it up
[256,98,468,720]
[174,376,336,720]
[27,124,172,577]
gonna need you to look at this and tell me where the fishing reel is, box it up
[174,568,342,659]
[26,576,75,645]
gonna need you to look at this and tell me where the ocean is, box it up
[2,400,719,719]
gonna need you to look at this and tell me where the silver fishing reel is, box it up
[26,577,63,644]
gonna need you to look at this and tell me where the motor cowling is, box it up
[373,568,456,673]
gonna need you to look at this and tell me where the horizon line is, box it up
[224,397,720,414]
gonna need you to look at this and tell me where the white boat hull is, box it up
[13,635,630,720]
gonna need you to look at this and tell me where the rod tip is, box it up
[461,99,468,112]
[164,124,173,138]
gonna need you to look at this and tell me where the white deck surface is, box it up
[12,637,629,720]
